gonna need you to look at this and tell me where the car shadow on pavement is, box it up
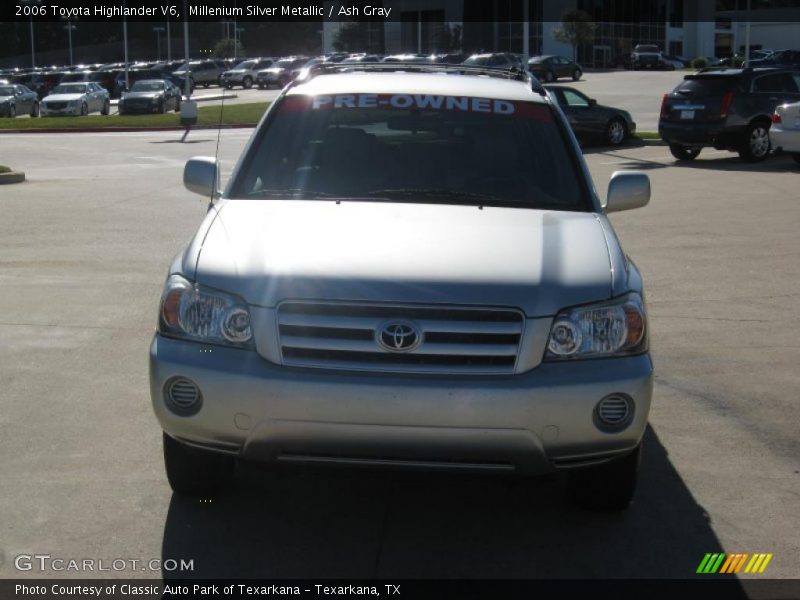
[662,153,799,173]
[160,425,746,588]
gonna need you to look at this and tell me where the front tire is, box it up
[80,102,88,116]
[568,444,641,511]
[163,433,234,496]
[31,102,39,118]
[101,99,110,115]
[242,76,253,89]
[8,104,16,118]
[157,100,165,114]
[606,118,627,146]
[738,121,771,162]
[572,68,582,81]
[544,70,556,83]
[669,143,701,161]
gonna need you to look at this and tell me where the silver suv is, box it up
[150,64,653,510]
[220,58,275,89]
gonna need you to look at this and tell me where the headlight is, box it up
[158,274,253,347]
[544,293,646,361]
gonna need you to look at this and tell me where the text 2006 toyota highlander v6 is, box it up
[150,64,653,510]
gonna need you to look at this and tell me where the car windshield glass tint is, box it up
[231,93,588,211]
[676,77,735,97]
[53,84,87,94]
[637,46,659,52]
[234,61,255,70]
[463,56,491,66]
[131,82,164,92]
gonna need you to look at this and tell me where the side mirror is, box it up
[588,98,597,106]
[605,171,650,213]
[184,157,221,199]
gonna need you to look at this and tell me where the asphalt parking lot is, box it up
[0,130,798,588]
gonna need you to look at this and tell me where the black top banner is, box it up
[6,0,800,23]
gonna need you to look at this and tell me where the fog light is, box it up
[164,377,202,416]
[595,394,633,430]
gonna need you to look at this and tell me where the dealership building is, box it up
[323,0,800,65]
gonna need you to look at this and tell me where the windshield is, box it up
[463,55,492,66]
[233,61,256,70]
[0,86,15,95]
[275,59,297,68]
[635,45,660,53]
[131,81,164,92]
[53,84,87,94]
[231,93,588,211]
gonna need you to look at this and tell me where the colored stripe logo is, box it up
[697,553,773,574]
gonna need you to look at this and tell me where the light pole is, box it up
[153,26,165,61]
[166,17,172,61]
[235,27,245,59]
[64,21,77,66]
[29,17,36,68]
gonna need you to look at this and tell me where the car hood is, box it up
[193,200,613,317]
[123,91,161,99]
[260,67,284,74]
[43,93,85,101]
[0,95,13,102]
[224,69,247,75]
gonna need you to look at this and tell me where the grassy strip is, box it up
[0,165,10,173]
[0,102,269,130]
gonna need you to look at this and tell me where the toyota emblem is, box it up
[376,321,422,352]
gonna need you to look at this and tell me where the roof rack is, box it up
[292,62,547,95]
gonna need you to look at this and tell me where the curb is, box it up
[0,124,256,134]
[0,171,26,184]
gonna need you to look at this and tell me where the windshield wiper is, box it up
[364,188,504,205]
[248,188,357,199]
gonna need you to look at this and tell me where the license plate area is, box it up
[680,110,695,120]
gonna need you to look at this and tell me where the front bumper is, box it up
[150,335,653,475]
[41,106,80,116]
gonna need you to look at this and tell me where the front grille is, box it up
[46,102,67,110]
[277,301,524,375]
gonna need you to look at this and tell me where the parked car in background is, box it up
[254,57,306,89]
[659,68,800,162]
[545,85,635,145]
[745,49,800,69]
[463,52,524,70]
[631,44,663,70]
[0,83,39,117]
[770,101,800,164]
[174,60,226,88]
[528,55,582,82]
[116,68,193,96]
[222,58,276,89]
[40,82,110,116]
[118,79,181,114]
[662,55,689,69]
[13,71,67,99]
